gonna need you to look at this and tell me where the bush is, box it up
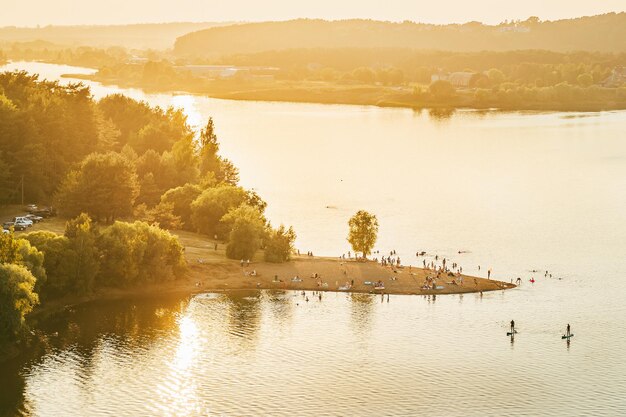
[24,214,99,298]
[0,263,39,341]
[264,225,296,263]
[220,205,266,260]
[97,221,186,286]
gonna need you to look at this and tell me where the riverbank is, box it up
[65,72,626,112]
[21,218,514,314]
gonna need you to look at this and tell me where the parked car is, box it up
[25,214,43,223]
[13,217,33,227]
[33,207,56,218]
[25,204,38,213]
[3,221,26,231]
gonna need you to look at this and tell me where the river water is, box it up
[1,61,625,416]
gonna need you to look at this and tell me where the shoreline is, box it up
[21,219,516,321]
[3,59,625,113]
[29,258,515,321]
[61,72,626,113]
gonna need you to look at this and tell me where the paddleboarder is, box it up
[510,319,515,334]
[566,323,571,338]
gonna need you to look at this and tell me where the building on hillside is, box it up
[431,71,474,87]
[447,72,475,87]
[176,65,279,80]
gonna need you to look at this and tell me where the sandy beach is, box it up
[179,229,514,296]
[15,217,515,320]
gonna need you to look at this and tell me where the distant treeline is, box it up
[174,14,626,57]
[2,41,131,68]
[0,22,228,49]
[216,48,626,85]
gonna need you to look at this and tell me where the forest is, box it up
[174,14,626,57]
[0,72,295,345]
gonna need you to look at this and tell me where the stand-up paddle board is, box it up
[562,334,574,339]
[507,330,518,336]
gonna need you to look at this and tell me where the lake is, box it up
[1,61,625,416]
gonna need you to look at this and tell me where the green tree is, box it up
[55,152,139,222]
[347,210,379,259]
[487,68,506,85]
[23,231,74,298]
[199,118,221,175]
[0,263,39,341]
[134,202,182,230]
[191,185,249,237]
[64,214,100,294]
[160,183,203,229]
[197,118,240,185]
[264,225,296,263]
[220,205,266,260]
[429,80,456,99]
[97,221,186,287]
[0,228,20,264]
[15,239,46,293]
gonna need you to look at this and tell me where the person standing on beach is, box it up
[488,269,491,279]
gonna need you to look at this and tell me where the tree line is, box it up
[174,14,626,57]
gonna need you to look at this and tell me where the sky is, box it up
[1,0,624,27]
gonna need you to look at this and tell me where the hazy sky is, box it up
[2,0,624,27]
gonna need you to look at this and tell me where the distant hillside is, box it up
[0,22,230,49]
[174,14,626,57]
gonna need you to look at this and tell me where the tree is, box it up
[15,239,46,293]
[429,80,455,99]
[24,231,74,298]
[55,152,139,222]
[191,185,249,237]
[199,118,221,175]
[264,225,296,263]
[0,263,39,341]
[96,221,186,287]
[134,202,182,230]
[220,205,266,260]
[64,214,100,294]
[160,183,203,229]
[0,228,20,264]
[198,118,240,185]
[347,210,379,259]
[487,68,506,85]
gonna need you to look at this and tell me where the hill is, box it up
[0,22,230,49]
[174,14,626,57]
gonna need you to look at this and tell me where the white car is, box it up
[13,217,33,227]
